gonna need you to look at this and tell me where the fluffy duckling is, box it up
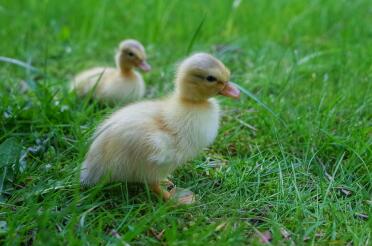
[80,53,240,202]
[71,39,151,104]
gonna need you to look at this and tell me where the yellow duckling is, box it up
[71,39,151,104]
[80,53,240,202]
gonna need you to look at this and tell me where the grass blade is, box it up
[232,82,286,125]
[186,14,206,54]
[0,56,38,72]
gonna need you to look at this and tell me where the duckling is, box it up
[80,53,240,202]
[71,39,151,104]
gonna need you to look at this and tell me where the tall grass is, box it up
[0,0,371,244]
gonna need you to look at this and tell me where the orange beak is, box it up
[138,60,151,72]
[219,82,240,99]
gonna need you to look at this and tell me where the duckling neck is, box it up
[174,89,210,105]
[116,53,135,78]
[179,97,210,107]
[119,66,135,78]
[169,92,214,110]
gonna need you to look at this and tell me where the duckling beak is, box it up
[138,60,151,72]
[219,82,240,99]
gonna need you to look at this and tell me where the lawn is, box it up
[0,0,371,245]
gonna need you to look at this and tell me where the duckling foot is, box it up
[150,183,195,204]
[150,183,172,201]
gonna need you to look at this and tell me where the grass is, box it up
[0,0,371,245]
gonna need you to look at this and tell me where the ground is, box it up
[0,0,371,245]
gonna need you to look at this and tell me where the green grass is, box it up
[0,0,371,245]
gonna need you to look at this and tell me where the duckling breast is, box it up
[161,98,221,164]
[98,72,144,103]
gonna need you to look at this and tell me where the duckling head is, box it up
[115,39,151,74]
[175,53,240,102]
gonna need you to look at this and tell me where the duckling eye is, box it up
[127,51,135,57]
[206,75,217,82]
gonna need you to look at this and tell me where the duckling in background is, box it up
[71,39,151,104]
[80,53,240,203]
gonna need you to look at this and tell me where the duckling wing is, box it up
[71,67,115,96]
[81,101,178,184]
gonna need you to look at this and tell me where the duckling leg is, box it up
[150,183,171,201]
